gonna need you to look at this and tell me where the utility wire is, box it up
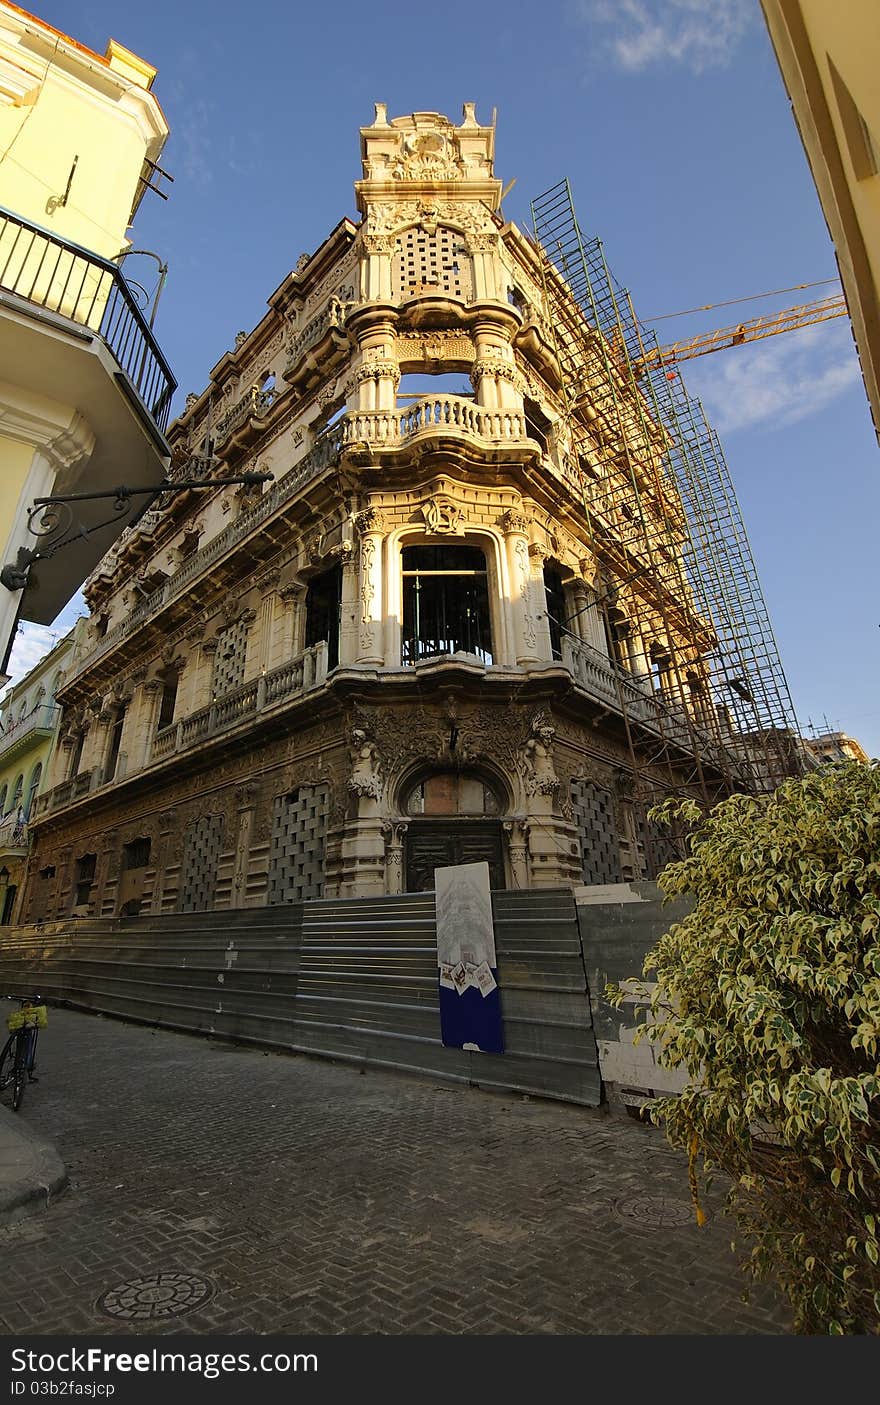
[644,278,840,323]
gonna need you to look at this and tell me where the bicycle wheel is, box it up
[11,1034,26,1111]
[0,1034,15,1094]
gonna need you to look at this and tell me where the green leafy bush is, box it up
[610,762,880,1334]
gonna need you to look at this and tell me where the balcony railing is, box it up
[561,635,754,779]
[40,646,328,817]
[0,205,176,431]
[343,395,528,447]
[214,384,278,447]
[0,703,59,761]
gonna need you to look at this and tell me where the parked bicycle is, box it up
[0,994,46,1112]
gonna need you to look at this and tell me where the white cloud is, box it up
[682,321,862,434]
[580,0,754,74]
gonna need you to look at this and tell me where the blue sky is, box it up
[8,0,879,755]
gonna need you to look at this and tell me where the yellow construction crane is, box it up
[634,292,848,373]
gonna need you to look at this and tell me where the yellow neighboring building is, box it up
[0,3,175,682]
[806,729,871,765]
[761,1,880,445]
[0,622,76,923]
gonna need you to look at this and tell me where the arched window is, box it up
[404,772,502,817]
[0,784,7,815]
[23,763,41,819]
[11,773,24,811]
[401,543,493,665]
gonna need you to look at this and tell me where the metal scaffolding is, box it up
[529,179,803,853]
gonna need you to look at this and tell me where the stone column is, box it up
[277,584,304,661]
[500,510,540,666]
[382,821,408,895]
[527,544,555,661]
[149,810,177,914]
[199,639,219,710]
[355,508,385,666]
[503,819,530,890]
[231,783,256,909]
[138,679,163,768]
[573,562,608,656]
[337,544,360,667]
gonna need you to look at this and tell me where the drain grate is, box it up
[614,1195,694,1228]
[98,1272,214,1321]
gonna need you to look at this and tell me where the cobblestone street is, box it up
[0,1007,790,1335]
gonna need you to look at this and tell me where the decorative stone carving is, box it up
[520,715,560,796]
[528,542,551,564]
[234,331,248,350]
[421,496,463,534]
[500,509,530,536]
[348,728,382,801]
[354,507,385,536]
[328,540,355,568]
[354,359,400,385]
[306,531,325,565]
[390,130,461,181]
[185,393,199,411]
[295,253,311,273]
[471,356,522,388]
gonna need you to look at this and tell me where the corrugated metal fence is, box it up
[0,888,601,1105]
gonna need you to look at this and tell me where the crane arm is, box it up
[635,294,848,370]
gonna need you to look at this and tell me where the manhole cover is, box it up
[615,1195,694,1228]
[98,1272,214,1321]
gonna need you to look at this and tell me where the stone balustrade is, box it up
[214,384,277,446]
[155,644,327,762]
[343,395,528,448]
[41,645,328,817]
[561,634,750,775]
[285,298,351,368]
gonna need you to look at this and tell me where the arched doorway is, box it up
[401,770,506,892]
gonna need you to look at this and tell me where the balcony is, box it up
[342,395,531,455]
[0,703,59,764]
[39,644,328,816]
[0,812,27,856]
[213,384,278,455]
[0,206,175,430]
[0,206,177,625]
[561,634,753,780]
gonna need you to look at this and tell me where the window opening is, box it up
[157,674,179,731]
[123,837,151,870]
[104,706,126,783]
[74,853,96,908]
[402,544,493,665]
[304,565,341,669]
[23,762,41,819]
[543,565,567,661]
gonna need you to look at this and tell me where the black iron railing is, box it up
[0,205,176,431]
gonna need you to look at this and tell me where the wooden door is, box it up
[405,821,505,893]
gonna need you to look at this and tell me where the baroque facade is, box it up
[22,105,742,920]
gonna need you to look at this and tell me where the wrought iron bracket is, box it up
[0,472,273,593]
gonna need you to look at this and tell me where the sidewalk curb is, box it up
[0,1107,68,1227]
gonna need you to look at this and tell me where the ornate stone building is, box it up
[22,106,755,920]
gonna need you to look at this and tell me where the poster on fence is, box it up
[435,861,503,1054]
